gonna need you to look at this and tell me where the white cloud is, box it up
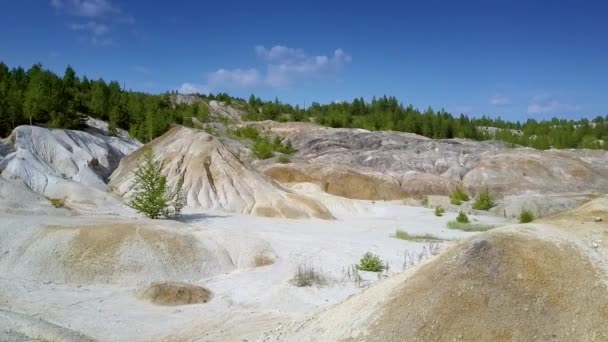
[527,95,581,114]
[178,45,352,93]
[208,68,261,87]
[178,83,210,95]
[69,21,108,35]
[51,0,119,17]
[489,94,510,106]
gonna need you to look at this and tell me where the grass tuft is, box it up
[291,263,327,287]
[394,230,442,241]
[447,221,496,232]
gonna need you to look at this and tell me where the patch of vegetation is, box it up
[449,187,470,205]
[50,197,65,208]
[472,189,495,210]
[278,154,291,164]
[456,211,469,223]
[232,126,296,160]
[394,230,442,241]
[519,209,535,223]
[356,252,385,272]
[129,148,185,219]
[447,221,496,232]
[253,253,274,267]
[420,195,429,207]
[434,206,445,217]
[291,264,327,287]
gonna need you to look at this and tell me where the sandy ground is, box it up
[0,199,511,341]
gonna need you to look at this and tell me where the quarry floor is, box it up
[0,200,512,341]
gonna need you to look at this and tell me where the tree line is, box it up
[1,62,607,150]
[244,95,608,149]
[0,62,209,141]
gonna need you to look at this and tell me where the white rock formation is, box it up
[0,121,141,212]
[110,126,333,219]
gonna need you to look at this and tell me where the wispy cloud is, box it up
[51,0,119,17]
[133,65,151,75]
[527,94,581,114]
[178,45,351,94]
[178,83,211,95]
[489,94,510,106]
[69,21,108,35]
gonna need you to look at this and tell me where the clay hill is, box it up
[261,196,608,342]
[109,126,333,219]
[251,121,608,215]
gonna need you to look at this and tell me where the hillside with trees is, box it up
[1,61,607,149]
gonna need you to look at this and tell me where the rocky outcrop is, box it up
[252,121,608,200]
[110,126,333,219]
[0,122,141,212]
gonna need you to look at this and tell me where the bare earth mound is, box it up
[138,282,212,306]
[110,126,333,219]
[0,220,236,285]
[262,224,608,341]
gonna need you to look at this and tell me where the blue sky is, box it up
[0,0,607,121]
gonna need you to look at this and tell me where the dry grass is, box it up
[394,230,442,241]
[447,221,496,232]
[291,263,327,287]
[253,253,274,267]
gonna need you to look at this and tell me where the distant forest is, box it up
[1,62,607,149]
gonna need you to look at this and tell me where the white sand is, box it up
[0,197,511,341]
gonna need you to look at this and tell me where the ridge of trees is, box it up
[1,61,607,150]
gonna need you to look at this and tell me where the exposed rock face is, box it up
[110,126,333,219]
[261,199,608,341]
[252,121,608,200]
[0,122,141,201]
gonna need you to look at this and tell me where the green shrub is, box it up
[50,198,65,208]
[356,252,385,272]
[394,230,441,241]
[519,209,535,223]
[472,189,495,210]
[447,221,496,232]
[233,126,261,140]
[434,206,445,217]
[456,211,469,223]
[252,138,274,159]
[449,187,469,205]
[278,154,291,164]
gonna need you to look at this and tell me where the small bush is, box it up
[472,189,495,210]
[291,264,326,287]
[356,252,385,272]
[278,154,291,164]
[519,209,535,223]
[233,126,261,140]
[252,138,274,159]
[434,206,445,217]
[449,187,469,205]
[50,198,65,208]
[456,211,469,223]
[447,221,496,232]
[420,196,429,207]
[394,230,441,241]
